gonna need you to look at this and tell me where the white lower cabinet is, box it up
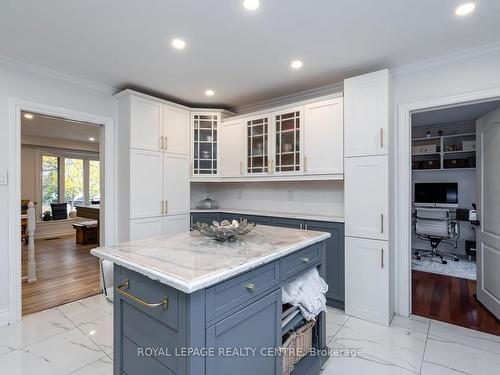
[163,214,190,235]
[345,236,389,325]
[130,217,164,241]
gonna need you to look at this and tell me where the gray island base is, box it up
[91,225,331,375]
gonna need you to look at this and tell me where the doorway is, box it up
[409,100,500,335]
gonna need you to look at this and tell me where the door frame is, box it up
[395,87,500,317]
[7,98,116,324]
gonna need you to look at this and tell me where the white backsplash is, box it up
[191,180,344,217]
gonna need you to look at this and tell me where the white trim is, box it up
[395,87,500,317]
[7,99,116,324]
[0,309,8,327]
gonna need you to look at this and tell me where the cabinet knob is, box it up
[300,257,310,263]
[246,283,256,291]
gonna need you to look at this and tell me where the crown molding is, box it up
[391,41,500,77]
[234,81,344,115]
[0,55,118,95]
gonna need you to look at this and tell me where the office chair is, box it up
[414,208,459,264]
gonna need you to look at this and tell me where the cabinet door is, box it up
[164,154,190,215]
[206,290,280,375]
[345,155,388,240]
[191,213,221,226]
[163,214,189,235]
[344,69,389,157]
[163,105,190,155]
[345,237,389,325]
[273,107,303,174]
[130,217,164,241]
[192,113,219,176]
[220,119,244,177]
[130,95,163,152]
[246,116,271,175]
[130,149,163,219]
[272,217,304,229]
[306,221,345,309]
[304,98,344,175]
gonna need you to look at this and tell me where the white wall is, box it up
[0,62,115,324]
[192,181,344,218]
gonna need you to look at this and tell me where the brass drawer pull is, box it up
[116,279,169,310]
[300,257,310,263]
[246,283,256,291]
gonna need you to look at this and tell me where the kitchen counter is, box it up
[190,208,344,223]
[91,225,330,293]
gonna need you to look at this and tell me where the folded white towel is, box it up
[282,268,328,321]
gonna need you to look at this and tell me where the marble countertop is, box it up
[190,208,344,223]
[91,225,330,293]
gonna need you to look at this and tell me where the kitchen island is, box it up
[91,225,330,375]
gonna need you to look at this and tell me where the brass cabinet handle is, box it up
[165,200,168,214]
[164,136,168,150]
[381,248,384,269]
[160,136,164,150]
[380,128,384,148]
[304,156,308,172]
[381,214,384,234]
[246,283,256,291]
[240,161,243,175]
[300,257,310,263]
[161,200,164,214]
[116,279,169,310]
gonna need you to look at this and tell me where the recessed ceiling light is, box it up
[88,137,96,142]
[455,3,475,16]
[205,89,215,97]
[290,60,303,70]
[243,0,260,11]
[171,38,186,50]
[23,113,34,119]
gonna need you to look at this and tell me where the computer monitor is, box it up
[414,182,458,208]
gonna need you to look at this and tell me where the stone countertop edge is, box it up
[190,209,345,223]
[90,232,330,294]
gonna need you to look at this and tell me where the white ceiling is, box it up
[2,0,500,109]
[21,113,101,143]
[412,100,500,127]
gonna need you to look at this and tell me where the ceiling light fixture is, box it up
[243,0,260,11]
[455,3,475,16]
[88,137,96,142]
[171,38,186,50]
[205,89,215,97]
[290,60,303,69]
[23,113,34,119]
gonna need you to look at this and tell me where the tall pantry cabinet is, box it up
[344,69,394,326]
[116,91,191,242]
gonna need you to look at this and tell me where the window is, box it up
[64,158,84,206]
[89,160,100,203]
[41,155,59,214]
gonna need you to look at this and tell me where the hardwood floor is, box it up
[22,235,101,315]
[412,270,500,336]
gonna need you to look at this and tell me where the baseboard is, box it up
[0,309,9,327]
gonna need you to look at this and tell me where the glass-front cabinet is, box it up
[192,113,219,175]
[246,116,270,174]
[274,108,302,173]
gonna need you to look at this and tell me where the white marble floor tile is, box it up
[57,294,111,326]
[428,319,500,354]
[70,356,113,375]
[0,308,75,356]
[326,308,349,343]
[322,342,418,375]
[423,334,500,375]
[390,314,430,334]
[331,316,426,373]
[0,327,106,375]
[78,314,113,355]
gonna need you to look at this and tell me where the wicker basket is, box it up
[294,320,316,364]
[280,332,297,375]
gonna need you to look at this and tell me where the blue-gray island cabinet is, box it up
[91,225,331,375]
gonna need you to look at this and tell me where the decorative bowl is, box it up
[195,219,256,241]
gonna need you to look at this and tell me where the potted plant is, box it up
[42,210,52,221]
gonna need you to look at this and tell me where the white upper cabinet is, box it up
[304,98,344,175]
[192,113,220,176]
[130,95,163,152]
[163,105,190,155]
[220,119,245,177]
[130,149,163,219]
[344,155,388,241]
[246,115,271,175]
[163,154,190,215]
[272,107,303,174]
[344,69,389,157]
